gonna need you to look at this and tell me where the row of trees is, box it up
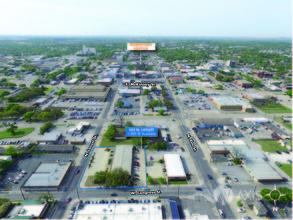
[150,142,167,150]
[0,103,35,119]
[7,88,45,102]
[0,198,12,218]
[40,121,54,135]
[57,88,67,97]
[147,99,173,111]
[94,168,130,186]
[23,108,64,122]
[104,125,117,141]
[0,81,17,89]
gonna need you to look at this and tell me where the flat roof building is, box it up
[37,132,62,144]
[119,89,141,97]
[22,162,71,191]
[164,154,186,181]
[75,203,163,220]
[210,96,255,112]
[111,145,133,176]
[234,80,253,88]
[61,85,110,101]
[34,145,75,153]
[7,200,49,219]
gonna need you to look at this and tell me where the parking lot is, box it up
[265,152,292,164]
[215,162,254,183]
[51,99,105,109]
[1,154,77,192]
[176,94,217,112]
[112,96,140,117]
[132,147,147,187]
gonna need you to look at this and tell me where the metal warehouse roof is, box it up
[164,154,186,178]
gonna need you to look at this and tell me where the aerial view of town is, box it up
[0,0,292,219]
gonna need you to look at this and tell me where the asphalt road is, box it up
[51,79,120,219]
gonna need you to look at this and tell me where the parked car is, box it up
[275,161,282,167]
[195,187,202,191]
[238,208,246,213]
[75,169,80,174]
[66,196,71,203]
[207,175,213,180]
[111,193,118,196]
[276,150,282,154]
[218,209,225,218]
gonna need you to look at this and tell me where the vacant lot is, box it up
[274,117,292,130]
[280,164,292,178]
[257,103,292,114]
[253,139,288,153]
[0,128,35,139]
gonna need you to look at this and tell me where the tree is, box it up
[23,112,34,121]
[151,86,157,92]
[216,75,224,81]
[160,85,165,89]
[39,192,53,204]
[6,124,18,134]
[158,109,165,115]
[153,142,159,150]
[160,142,167,150]
[57,88,67,97]
[125,121,133,127]
[164,99,174,110]
[148,176,154,184]
[158,159,164,163]
[94,171,107,184]
[105,125,117,141]
[116,100,124,107]
[285,90,292,97]
[0,201,12,218]
[198,90,205,95]
[253,80,262,88]
[19,83,26,88]
[187,87,196,93]
[260,188,274,202]
[40,121,54,135]
[231,147,244,159]
[214,84,223,90]
[4,146,17,157]
[161,89,167,97]
[77,74,85,81]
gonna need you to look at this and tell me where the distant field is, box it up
[274,117,292,130]
[280,164,292,178]
[44,87,54,94]
[253,139,288,153]
[0,128,35,139]
[257,103,292,114]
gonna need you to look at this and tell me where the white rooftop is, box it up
[164,154,186,178]
[75,203,162,220]
[8,204,46,218]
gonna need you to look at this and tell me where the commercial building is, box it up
[210,96,255,112]
[111,145,133,176]
[61,85,110,101]
[69,122,90,134]
[0,156,12,160]
[196,118,233,129]
[97,78,113,85]
[207,139,247,154]
[56,73,66,81]
[76,45,96,55]
[102,68,118,78]
[74,203,163,220]
[66,78,79,84]
[226,60,237,67]
[223,125,243,137]
[34,145,75,153]
[154,106,168,112]
[22,162,71,191]
[254,71,273,79]
[37,132,62,144]
[70,138,85,145]
[169,77,184,84]
[7,200,49,219]
[264,84,282,91]
[234,80,253,88]
[119,88,141,97]
[164,154,186,181]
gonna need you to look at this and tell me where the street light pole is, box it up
[76,187,80,200]
[20,188,25,200]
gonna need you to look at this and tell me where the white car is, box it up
[238,208,246,213]
[177,135,181,139]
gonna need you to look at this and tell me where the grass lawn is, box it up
[168,180,188,185]
[55,124,75,126]
[85,176,98,187]
[143,114,154,116]
[274,117,292,130]
[156,113,171,116]
[100,136,132,147]
[0,128,35,139]
[257,103,292,114]
[44,87,54,94]
[280,164,292,178]
[253,139,288,153]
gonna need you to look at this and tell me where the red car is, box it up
[75,169,80,174]
[66,196,71,203]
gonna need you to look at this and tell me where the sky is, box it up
[0,0,292,38]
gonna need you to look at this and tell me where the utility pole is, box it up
[20,188,25,200]
[76,187,80,200]
[177,185,180,197]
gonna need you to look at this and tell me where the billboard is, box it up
[126,127,158,137]
[127,43,156,51]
